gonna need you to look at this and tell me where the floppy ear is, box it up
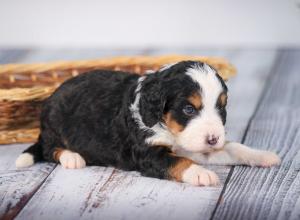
[139,76,166,128]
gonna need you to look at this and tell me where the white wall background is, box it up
[1,0,300,48]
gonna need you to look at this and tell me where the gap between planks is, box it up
[210,50,284,220]
[212,50,300,220]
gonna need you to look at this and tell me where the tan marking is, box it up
[150,142,172,149]
[169,157,194,181]
[188,93,202,109]
[53,148,65,162]
[163,112,184,134]
[218,92,228,106]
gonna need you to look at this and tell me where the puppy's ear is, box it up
[139,76,166,127]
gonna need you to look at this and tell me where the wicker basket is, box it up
[0,55,236,144]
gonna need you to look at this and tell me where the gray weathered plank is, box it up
[16,166,227,220]
[0,49,30,64]
[15,49,278,220]
[212,50,300,220]
[0,144,55,220]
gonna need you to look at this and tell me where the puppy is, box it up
[15,61,280,186]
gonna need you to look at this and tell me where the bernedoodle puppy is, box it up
[16,61,281,186]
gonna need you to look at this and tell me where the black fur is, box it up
[215,74,228,124]
[22,61,227,180]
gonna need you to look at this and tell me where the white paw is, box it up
[182,164,220,186]
[225,142,281,167]
[16,153,34,168]
[59,150,86,169]
[255,150,281,167]
[241,149,281,167]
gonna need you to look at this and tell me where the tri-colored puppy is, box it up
[16,61,280,186]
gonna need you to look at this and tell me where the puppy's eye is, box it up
[183,105,196,116]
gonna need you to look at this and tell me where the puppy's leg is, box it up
[221,142,281,167]
[137,145,220,186]
[179,142,281,167]
[53,148,86,169]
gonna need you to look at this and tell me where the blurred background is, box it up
[1,0,300,49]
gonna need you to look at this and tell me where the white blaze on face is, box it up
[176,64,225,152]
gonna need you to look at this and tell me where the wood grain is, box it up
[212,50,300,220]
[14,49,278,220]
[0,144,56,220]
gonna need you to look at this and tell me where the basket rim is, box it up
[0,54,236,101]
[0,54,236,74]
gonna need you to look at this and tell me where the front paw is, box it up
[224,142,281,167]
[182,164,220,186]
[244,149,281,167]
[59,150,86,169]
[256,151,281,167]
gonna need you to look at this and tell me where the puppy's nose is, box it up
[207,135,219,146]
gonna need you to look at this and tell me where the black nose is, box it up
[207,135,219,146]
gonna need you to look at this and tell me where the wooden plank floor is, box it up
[0,48,298,220]
[212,50,300,220]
